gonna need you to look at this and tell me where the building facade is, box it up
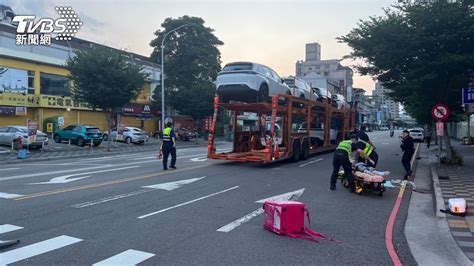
[373,82,400,122]
[295,42,353,102]
[0,6,161,134]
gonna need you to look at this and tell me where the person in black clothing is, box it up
[400,129,415,179]
[160,122,177,170]
[357,125,376,149]
[426,127,432,149]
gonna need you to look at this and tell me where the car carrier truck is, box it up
[207,94,355,163]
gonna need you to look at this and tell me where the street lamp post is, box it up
[160,24,188,130]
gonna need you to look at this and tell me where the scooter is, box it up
[390,131,394,137]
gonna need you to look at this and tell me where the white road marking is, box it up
[190,157,207,162]
[0,192,24,199]
[72,177,206,208]
[142,176,206,190]
[93,249,155,266]
[298,158,323,167]
[30,166,139,185]
[217,188,305,233]
[381,142,390,145]
[0,224,23,234]
[0,235,82,265]
[138,186,239,219]
[0,168,20,171]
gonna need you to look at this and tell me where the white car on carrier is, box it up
[216,62,292,103]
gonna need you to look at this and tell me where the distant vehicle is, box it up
[409,129,425,142]
[297,122,338,146]
[216,62,292,103]
[379,126,389,131]
[332,94,347,109]
[54,125,102,147]
[283,77,314,100]
[0,126,48,149]
[176,128,195,141]
[102,127,148,144]
[411,127,425,132]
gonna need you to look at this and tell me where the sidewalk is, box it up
[0,138,220,165]
[405,144,472,265]
[436,140,474,262]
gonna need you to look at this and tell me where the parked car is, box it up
[409,129,425,142]
[297,122,338,146]
[53,125,102,147]
[102,127,148,144]
[283,77,315,100]
[0,126,48,149]
[379,126,389,131]
[216,62,292,103]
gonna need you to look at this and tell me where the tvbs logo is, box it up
[13,6,82,45]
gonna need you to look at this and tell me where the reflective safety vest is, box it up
[163,127,172,141]
[359,140,374,156]
[336,140,352,154]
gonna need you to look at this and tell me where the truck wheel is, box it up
[54,135,61,143]
[300,140,309,160]
[257,85,269,103]
[77,137,85,147]
[291,140,301,162]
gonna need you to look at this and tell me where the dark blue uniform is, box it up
[162,127,176,170]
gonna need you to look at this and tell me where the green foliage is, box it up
[150,16,223,121]
[338,0,474,124]
[66,45,147,113]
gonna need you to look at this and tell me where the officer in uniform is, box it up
[354,139,378,167]
[400,129,415,179]
[160,122,177,170]
[330,134,374,192]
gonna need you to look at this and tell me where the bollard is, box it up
[11,141,14,153]
[90,139,93,152]
[68,139,71,150]
[41,141,45,153]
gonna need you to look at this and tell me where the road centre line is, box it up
[298,158,323,167]
[137,186,240,219]
[14,164,209,201]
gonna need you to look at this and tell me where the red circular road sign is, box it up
[432,104,450,121]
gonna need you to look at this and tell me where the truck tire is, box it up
[300,139,309,160]
[291,140,301,162]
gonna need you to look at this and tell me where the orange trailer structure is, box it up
[207,94,355,164]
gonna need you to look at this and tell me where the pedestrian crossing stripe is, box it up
[93,249,155,265]
[0,224,23,234]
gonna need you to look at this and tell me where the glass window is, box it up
[86,128,100,133]
[270,69,281,81]
[261,67,273,79]
[40,73,71,96]
[222,63,253,71]
[63,125,75,131]
[0,127,9,133]
[7,127,19,133]
[27,70,35,94]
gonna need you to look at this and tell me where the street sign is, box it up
[57,116,65,126]
[432,104,450,121]
[27,119,39,143]
[436,122,444,137]
[462,87,474,104]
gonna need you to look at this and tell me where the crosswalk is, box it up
[0,224,156,265]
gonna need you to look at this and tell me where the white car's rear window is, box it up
[223,64,253,71]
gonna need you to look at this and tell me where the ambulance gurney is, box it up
[339,163,389,196]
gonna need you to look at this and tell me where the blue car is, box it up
[53,125,102,147]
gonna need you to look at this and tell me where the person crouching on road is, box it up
[330,134,375,192]
[354,139,378,168]
[160,122,177,170]
[400,129,415,180]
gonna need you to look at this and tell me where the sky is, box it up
[5,0,395,94]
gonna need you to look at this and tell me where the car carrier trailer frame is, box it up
[207,94,355,164]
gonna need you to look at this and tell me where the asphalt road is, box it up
[0,131,417,265]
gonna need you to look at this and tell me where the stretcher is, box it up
[338,163,389,196]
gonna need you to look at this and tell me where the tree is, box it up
[338,0,474,159]
[66,45,148,151]
[150,16,223,123]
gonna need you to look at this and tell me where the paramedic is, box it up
[330,134,374,192]
[357,125,376,149]
[160,122,177,170]
[354,140,378,167]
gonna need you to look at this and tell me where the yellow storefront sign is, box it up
[0,92,90,110]
[38,95,90,110]
[0,92,28,106]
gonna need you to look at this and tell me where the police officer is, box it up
[400,129,415,179]
[357,125,376,148]
[354,139,378,167]
[330,134,374,192]
[160,122,177,170]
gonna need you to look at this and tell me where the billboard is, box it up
[0,67,28,94]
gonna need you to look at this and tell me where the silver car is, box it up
[283,77,317,100]
[216,62,292,103]
[0,126,49,149]
[102,127,148,144]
